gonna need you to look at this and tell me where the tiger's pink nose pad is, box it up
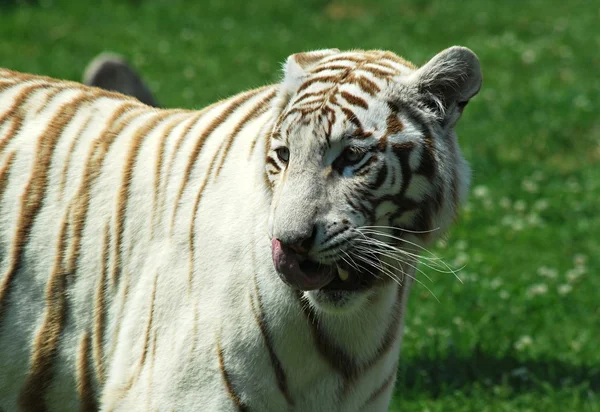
[271,239,301,282]
[271,238,334,291]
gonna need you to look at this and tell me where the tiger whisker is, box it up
[360,225,441,235]
[353,239,459,277]
[353,243,435,284]
[355,229,463,282]
[353,251,440,302]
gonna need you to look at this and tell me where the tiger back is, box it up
[0,46,481,411]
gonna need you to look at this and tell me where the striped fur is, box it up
[0,47,481,411]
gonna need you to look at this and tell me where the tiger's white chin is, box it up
[305,287,374,315]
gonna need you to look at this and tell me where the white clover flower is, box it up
[558,284,573,295]
[455,240,468,251]
[573,254,587,266]
[526,213,543,227]
[514,200,527,212]
[499,290,510,300]
[490,278,503,290]
[566,266,587,283]
[527,283,549,298]
[473,185,489,199]
[521,49,537,64]
[521,179,539,193]
[436,238,448,249]
[512,220,524,231]
[537,266,558,279]
[570,340,582,352]
[453,252,469,267]
[515,335,533,351]
[533,199,549,211]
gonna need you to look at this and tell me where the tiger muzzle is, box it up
[271,238,336,290]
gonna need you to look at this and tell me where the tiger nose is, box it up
[277,227,316,256]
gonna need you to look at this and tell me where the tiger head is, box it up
[266,47,482,314]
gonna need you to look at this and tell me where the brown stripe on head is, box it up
[340,91,368,110]
[380,51,417,69]
[360,66,396,79]
[310,64,352,74]
[354,75,381,96]
[387,115,404,138]
[415,136,436,180]
[341,107,362,130]
[295,75,339,94]
[292,49,341,68]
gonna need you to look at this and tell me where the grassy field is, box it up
[1,0,599,410]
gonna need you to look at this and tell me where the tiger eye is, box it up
[275,147,290,163]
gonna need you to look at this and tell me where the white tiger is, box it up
[0,46,481,411]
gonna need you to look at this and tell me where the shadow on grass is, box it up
[396,346,600,398]
[0,0,37,9]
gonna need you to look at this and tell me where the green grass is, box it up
[1,0,599,410]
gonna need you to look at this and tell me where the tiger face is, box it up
[266,47,481,314]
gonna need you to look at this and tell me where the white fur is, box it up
[0,46,481,411]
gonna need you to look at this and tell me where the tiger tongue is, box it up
[271,238,335,290]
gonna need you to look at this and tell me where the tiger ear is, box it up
[408,46,482,127]
[273,49,340,113]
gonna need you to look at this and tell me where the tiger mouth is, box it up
[272,238,375,291]
[298,259,372,291]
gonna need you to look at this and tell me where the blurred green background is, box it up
[1,0,599,410]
